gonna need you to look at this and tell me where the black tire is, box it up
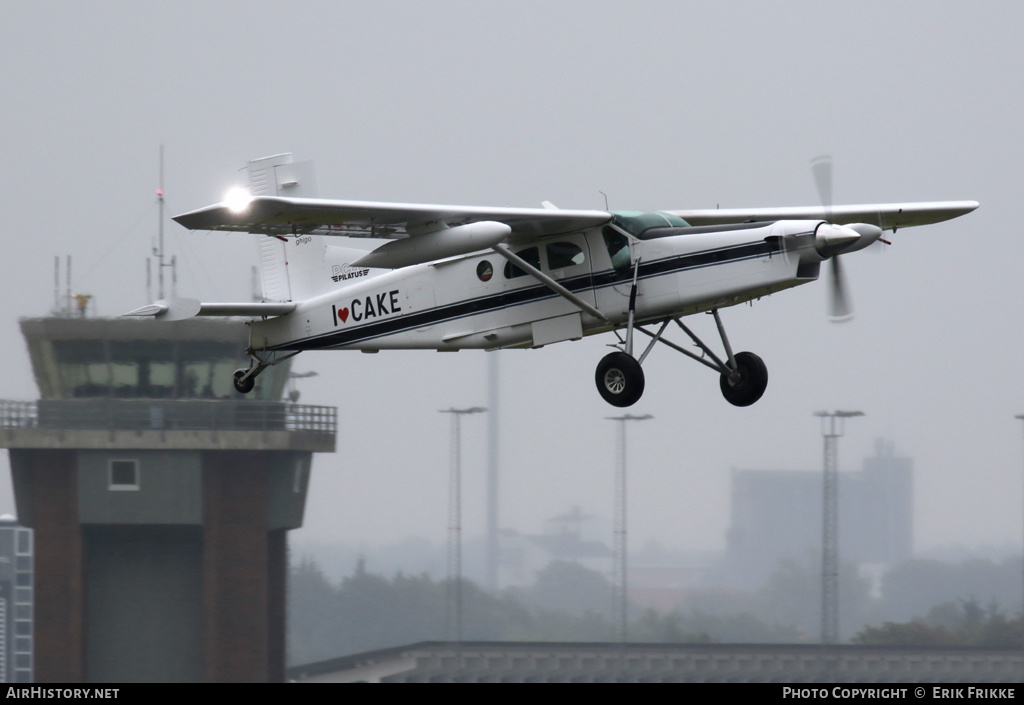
[719,351,768,407]
[595,352,645,407]
[233,369,256,394]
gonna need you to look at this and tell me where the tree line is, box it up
[288,553,1024,666]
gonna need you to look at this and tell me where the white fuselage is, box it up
[247,220,820,353]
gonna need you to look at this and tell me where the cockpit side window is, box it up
[602,227,631,271]
[546,241,586,270]
[611,211,689,237]
[503,246,541,279]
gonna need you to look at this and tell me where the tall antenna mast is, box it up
[66,255,72,317]
[156,144,165,300]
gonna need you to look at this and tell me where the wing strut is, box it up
[491,244,610,324]
[624,257,641,357]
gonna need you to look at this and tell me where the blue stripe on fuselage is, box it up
[269,238,785,351]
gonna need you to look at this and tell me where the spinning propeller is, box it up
[810,155,883,322]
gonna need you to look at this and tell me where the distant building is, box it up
[726,439,912,585]
[0,517,32,683]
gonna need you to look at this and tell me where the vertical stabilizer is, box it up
[247,154,320,302]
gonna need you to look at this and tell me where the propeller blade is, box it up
[811,155,833,214]
[828,256,853,323]
[813,155,854,322]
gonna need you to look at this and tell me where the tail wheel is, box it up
[233,369,256,394]
[595,352,645,407]
[719,351,768,407]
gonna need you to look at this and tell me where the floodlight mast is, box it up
[605,413,653,643]
[1015,414,1024,656]
[439,406,486,643]
[486,356,500,592]
[814,410,863,645]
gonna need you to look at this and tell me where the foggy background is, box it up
[1,1,1021,585]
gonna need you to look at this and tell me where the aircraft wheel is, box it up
[719,351,768,407]
[595,352,645,407]
[233,369,256,394]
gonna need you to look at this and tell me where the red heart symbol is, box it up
[338,307,349,323]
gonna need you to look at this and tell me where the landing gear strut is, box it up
[594,258,646,407]
[593,308,768,408]
[232,348,301,394]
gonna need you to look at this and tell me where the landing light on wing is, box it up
[224,187,253,213]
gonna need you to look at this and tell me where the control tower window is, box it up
[109,459,139,491]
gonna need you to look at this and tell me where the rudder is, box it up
[247,153,320,302]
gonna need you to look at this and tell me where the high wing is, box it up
[668,201,979,231]
[176,196,978,240]
[173,196,612,240]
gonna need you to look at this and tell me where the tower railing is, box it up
[0,398,336,436]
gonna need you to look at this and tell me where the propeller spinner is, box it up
[810,156,882,322]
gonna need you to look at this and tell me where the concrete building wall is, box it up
[7,446,310,682]
[9,449,84,683]
[77,450,202,525]
[84,526,203,682]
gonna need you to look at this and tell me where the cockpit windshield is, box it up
[610,211,690,237]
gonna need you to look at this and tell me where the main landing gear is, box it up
[594,309,768,408]
[596,352,645,407]
[232,348,301,394]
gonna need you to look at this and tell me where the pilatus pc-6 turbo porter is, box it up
[126,154,977,407]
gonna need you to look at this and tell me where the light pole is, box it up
[605,413,653,643]
[814,410,863,645]
[1015,414,1024,651]
[439,406,486,643]
[486,355,501,591]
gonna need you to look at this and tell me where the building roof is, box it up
[287,641,1024,683]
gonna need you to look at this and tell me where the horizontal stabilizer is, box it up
[122,298,295,321]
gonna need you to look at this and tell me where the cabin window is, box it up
[476,260,494,282]
[602,227,632,271]
[546,242,585,270]
[503,247,540,279]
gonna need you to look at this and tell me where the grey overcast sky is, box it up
[1,1,1021,556]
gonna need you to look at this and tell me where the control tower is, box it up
[0,316,336,682]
